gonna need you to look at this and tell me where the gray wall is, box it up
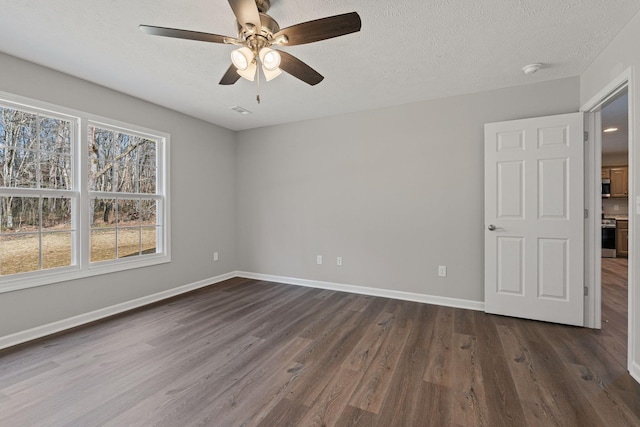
[580,8,640,377]
[0,52,237,337]
[236,77,580,302]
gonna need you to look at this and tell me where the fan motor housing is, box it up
[236,13,280,40]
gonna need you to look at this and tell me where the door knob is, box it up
[488,224,503,231]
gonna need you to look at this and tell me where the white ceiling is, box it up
[1,0,639,131]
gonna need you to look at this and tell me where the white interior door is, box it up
[484,112,584,326]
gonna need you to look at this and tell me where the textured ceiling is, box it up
[1,0,639,131]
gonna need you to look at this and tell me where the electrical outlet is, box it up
[213,252,219,261]
[614,205,619,211]
[317,255,323,265]
[438,265,447,277]
[337,257,343,266]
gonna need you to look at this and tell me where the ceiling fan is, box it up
[139,0,361,96]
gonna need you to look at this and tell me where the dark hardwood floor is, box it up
[601,257,629,367]
[0,268,638,426]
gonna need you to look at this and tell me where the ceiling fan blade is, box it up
[228,0,262,32]
[219,64,241,85]
[278,51,324,86]
[273,12,361,46]
[139,25,228,44]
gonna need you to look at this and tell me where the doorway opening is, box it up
[600,88,629,366]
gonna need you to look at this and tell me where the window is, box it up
[0,105,76,277]
[88,124,163,263]
[0,93,169,292]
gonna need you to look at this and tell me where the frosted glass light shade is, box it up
[237,61,257,81]
[262,66,282,81]
[259,48,281,71]
[231,47,253,71]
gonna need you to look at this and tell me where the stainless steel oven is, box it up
[602,218,616,258]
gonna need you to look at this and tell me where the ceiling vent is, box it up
[230,106,252,115]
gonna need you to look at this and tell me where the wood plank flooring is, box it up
[0,266,638,426]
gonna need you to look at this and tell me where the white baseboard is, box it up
[236,271,485,312]
[631,361,640,385]
[0,272,236,351]
[0,271,484,352]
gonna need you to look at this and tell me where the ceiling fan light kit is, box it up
[139,0,362,102]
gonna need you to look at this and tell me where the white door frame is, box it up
[581,67,635,373]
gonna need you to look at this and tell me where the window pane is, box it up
[42,232,72,270]
[88,126,157,195]
[39,116,72,156]
[138,165,157,194]
[117,227,140,259]
[0,111,5,147]
[40,153,72,189]
[113,132,133,159]
[91,198,115,227]
[91,229,116,262]
[138,141,156,168]
[0,197,40,232]
[91,198,116,263]
[114,162,136,193]
[0,233,40,276]
[88,156,114,192]
[0,147,4,186]
[140,199,157,224]
[117,199,139,224]
[0,108,37,151]
[1,108,38,189]
[88,126,114,191]
[0,196,13,232]
[89,126,114,161]
[123,140,139,165]
[4,150,38,188]
[141,226,158,255]
[42,197,72,231]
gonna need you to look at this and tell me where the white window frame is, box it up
[0,91,171,293]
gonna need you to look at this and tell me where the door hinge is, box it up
[584,286,589,296]
[584,131,589,142]
[584,209,589,219]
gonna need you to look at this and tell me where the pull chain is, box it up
[256,60,261,104]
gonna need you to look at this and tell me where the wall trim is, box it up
[236,271,485,311]
[0,270,486,352]
[0,272,236,351]
[580,67,632,112]
[632,361,640,384]
[580,66,638,382]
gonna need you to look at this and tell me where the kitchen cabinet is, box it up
[602,168,611,179]
[617,220,628,257]
[610,166,628,198]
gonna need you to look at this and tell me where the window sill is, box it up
[0,254,171,294]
